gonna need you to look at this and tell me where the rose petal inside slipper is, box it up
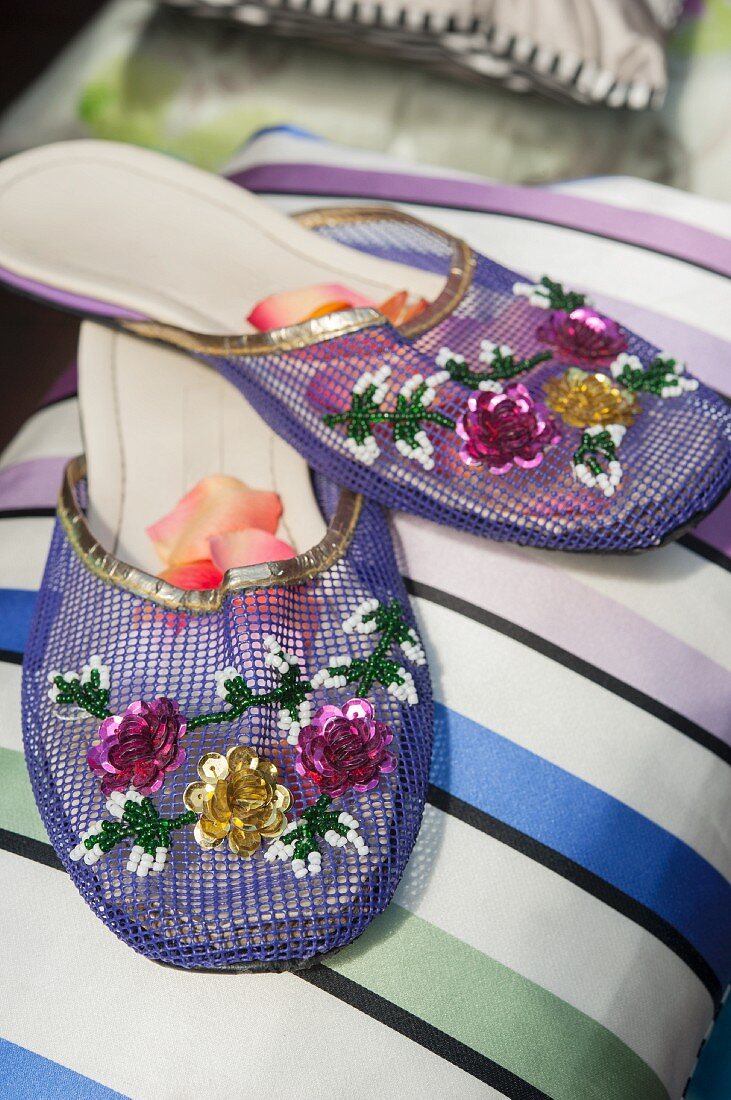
[159,559,223,590]
[248,283,376,331]
[210,529,297,570]
[147,475,283,566]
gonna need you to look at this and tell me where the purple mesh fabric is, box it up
[22,472,432,970]
[196,213,731,552]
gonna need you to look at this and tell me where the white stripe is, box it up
[0,517,53,589]
[412,598,731,882]
[271,194,731,344]
[0,400,81,469]
[0,851,492,1100]
[0,662,21,751]
[544,545,731,672]
[397,805,712,1100]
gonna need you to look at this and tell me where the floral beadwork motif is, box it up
[610,353,699,398]
[322,365,455,469]
[264,795,368,878]
[537,307,628,368]
[545,368,638,429]
[294,698,396,797]
[436,343,551,390]
[69,788,195,877]
[184,746,291,856]
[572,424,626,497]
[456,383,561,473]
[87,698,187,797]
[56,596,423,880]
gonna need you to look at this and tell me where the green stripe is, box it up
[0,747,47,843]
[326,905,668,1100]
[1,746,667,1098]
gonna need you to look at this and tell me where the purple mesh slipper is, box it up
[0,140,728,552]
[21,326,432,971]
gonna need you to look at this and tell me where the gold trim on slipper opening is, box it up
[119,206,473,355]
[58,456,362,612]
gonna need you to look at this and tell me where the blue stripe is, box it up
[0,589,36,653]
[0,1038,128,1099]
[687,997,731,1100]
[432,701,731,985]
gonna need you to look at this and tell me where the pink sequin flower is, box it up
[456,383,561,473]
[87,698,187,797]
[537,307,627,367]
[295,698,396,797]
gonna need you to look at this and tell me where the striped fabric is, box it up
[0,135,729,1099]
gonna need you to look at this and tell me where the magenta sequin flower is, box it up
[456,383,561,473]
[87,698,187,797]
[537,307,627,367]
[294,698,396,797]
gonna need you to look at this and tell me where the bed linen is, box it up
[0,131,729,1099]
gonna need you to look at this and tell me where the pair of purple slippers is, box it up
[1,141,728,970]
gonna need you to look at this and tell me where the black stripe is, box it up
[0,649,22,666]
[427,785,722,1007]
[405,576,731,767]
[0,828,62,871]
[300,964,550,1098]
[679,534,731,574]
[0,507,55,520]
[0,828,540,1097]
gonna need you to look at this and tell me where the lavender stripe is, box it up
[232,164,731,279]
[0,265,146,321]
[397,516,731,744]
[590,293,731,396]
[0,458,67,511]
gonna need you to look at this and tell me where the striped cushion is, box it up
[0,139,728,1099]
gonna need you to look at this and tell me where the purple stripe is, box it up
[41,363,79,408]
[695,495,731,557]
[0,458,67,511]
[397,515,731,744]
[231,164,731,278]
[0,265,146,320]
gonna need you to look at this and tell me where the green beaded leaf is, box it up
[441,347,552,388]
[539,276,587,313]
[52,668,110,721]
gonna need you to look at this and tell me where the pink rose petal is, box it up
[248,284,376,331]
[209,528,297,570]
[147,475,283,566]
[159,559,224,590]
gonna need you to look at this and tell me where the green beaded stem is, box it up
[85,798,196,857]
[614,356,680,396]
[53,668,111,721]
[187,663,312,731]
[331,599,419,697]
[323,378,455,451]
[442,349,552,388]
[285,795,349,861]
[538,276,587,313]
[574,430,617,477]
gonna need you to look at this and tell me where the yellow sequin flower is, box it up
[184,746,291,856]
[544,368,638,428]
